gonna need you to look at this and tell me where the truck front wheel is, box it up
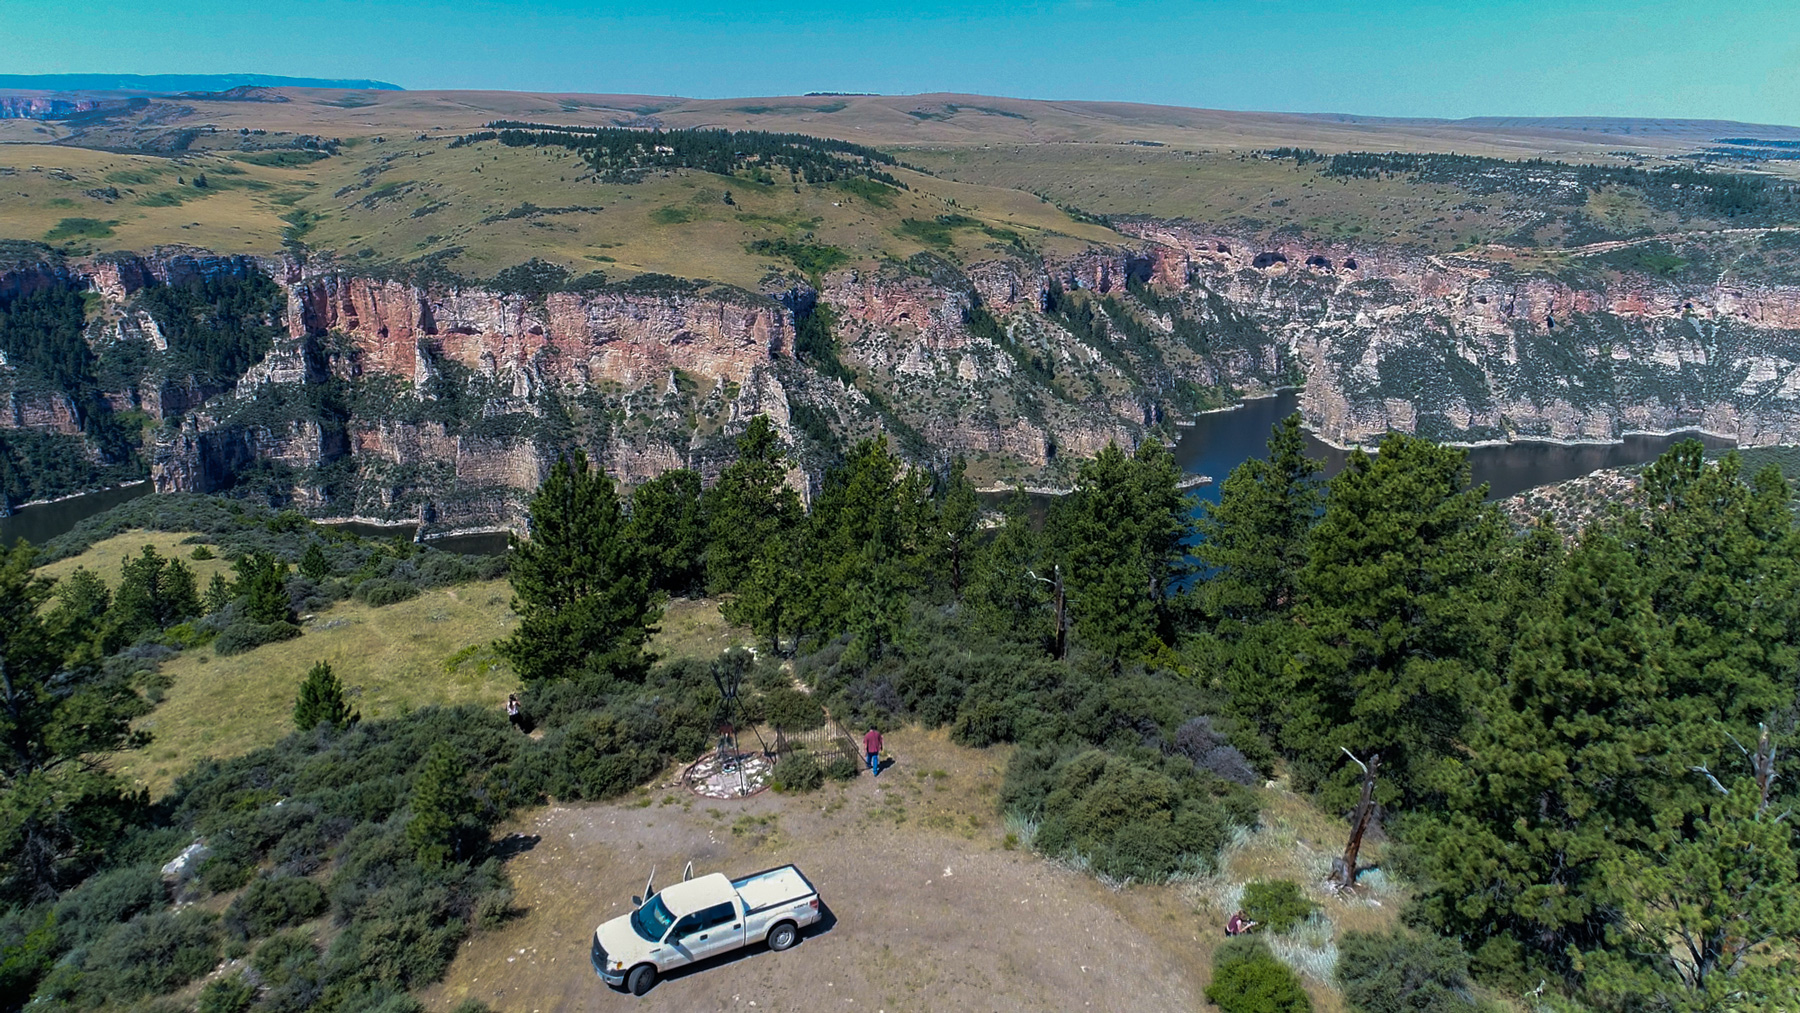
[767,921,798,951]
[627,964,658,996]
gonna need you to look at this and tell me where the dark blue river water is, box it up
[1172,391,1734,504]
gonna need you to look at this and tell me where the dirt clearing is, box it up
[424,729,1217,1013]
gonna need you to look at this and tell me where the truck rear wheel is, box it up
[768,921,798,951]
[627,963,657,996]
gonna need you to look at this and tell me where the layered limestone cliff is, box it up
[1114,221,1800,446]
[6,225,1800,529]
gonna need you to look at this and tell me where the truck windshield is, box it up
[630,896,676,942]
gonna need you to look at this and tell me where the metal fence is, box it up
[768,714,860,766]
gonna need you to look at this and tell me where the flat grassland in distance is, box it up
[8,88,1788,280]
[0,135,1116,290]
[901,143,1685,252]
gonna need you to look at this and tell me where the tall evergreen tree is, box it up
[500,450,658,683]
[0,543,147,900]
[627,468,707,597]
[722,526,812,654]
[292,661,357,732]
[1412,445,1800,987]
[1195,413,1322,627]
[233,553,293,626]
[935,457,980,599]
[1052,441,1193,663]
[113,546,200,640]
[965,490,1054,648]
[298,541,331,582]
[1590,777,1800,1011]
[705,416,802,593]
[1411,531,1669,967]
[1286,433,1502,806]
[45,567,122,657]
[805,439,928,644]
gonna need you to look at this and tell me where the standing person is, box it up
[506,694,524,732]
[863,726,883,778]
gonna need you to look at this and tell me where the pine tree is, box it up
[627,468,706,596]
[1287,433,1501,807]
[936,457,980,598]
[406,742,475,866]
[966,489,1053,648]
[1195,413,1322,628]
[233,553,293,626]
[0,543,146,899]
[299,542,331,582]
[722,526,811,654]
[1051,441,1193,663]
[1411,530,1669,964]
[113,546,201,639]
[292,661,357,732]
[201,572,232,615]
[705,416,802,593]
[499,450,658,683]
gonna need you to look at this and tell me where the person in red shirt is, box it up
[863,726,883,778]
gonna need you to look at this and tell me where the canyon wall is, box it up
[6,228,1800,528]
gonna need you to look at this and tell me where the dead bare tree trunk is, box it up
[1330,749,1379,891]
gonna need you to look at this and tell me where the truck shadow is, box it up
[637,901,840,990]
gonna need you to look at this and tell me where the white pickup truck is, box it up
[591,865,823,995]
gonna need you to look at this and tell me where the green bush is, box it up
[51,864,167,946]
[771,751,824,793]
[214,620,301,655]
[1242,880,1317,934]
[224,875,327,938]
[197,972,257,1013]
[1003,747,1254,882]
[252,929,322,1002]
[355,578,421,606]
[823,755,861,781]
[191,544,216,560]
[1206,937,1312,1013]
[762,686,825,730]
[1336,930,1477,1013]
[69,909,222,1006]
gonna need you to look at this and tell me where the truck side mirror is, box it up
[632,896,643,908]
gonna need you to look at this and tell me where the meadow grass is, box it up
[111,579,523,797]
[37,530,234,590]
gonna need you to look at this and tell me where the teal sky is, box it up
[15,1,1800,124]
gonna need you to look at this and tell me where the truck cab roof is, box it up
[651,873,735,917]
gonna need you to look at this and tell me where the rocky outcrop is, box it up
[1114,221,1800,446]
[0,95,101,119]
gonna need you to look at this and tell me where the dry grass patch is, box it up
[650,596,752,662]
[37,530,233,590]
[111,579,521,797]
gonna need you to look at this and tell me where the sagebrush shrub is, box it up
[1242,880,1317,934]
[1336,929,1477,1013]
[224,875,327,939]
[771,751,824,793]
[763,686,825,730]
[823,755,861,781]
[197,972,257,1013]
[1206,937,1312,1013]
